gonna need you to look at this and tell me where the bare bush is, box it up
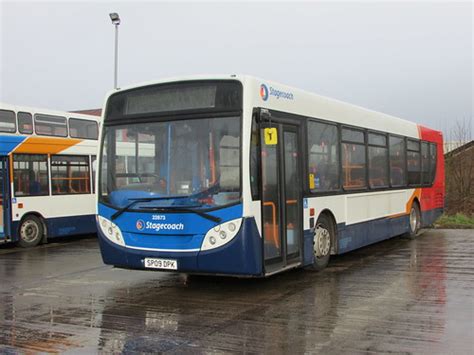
[444,117,474,215]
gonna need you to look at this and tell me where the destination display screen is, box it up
[105,81,242,121]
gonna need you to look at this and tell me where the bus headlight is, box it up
[97,215,125,247]
[201,218,242,251]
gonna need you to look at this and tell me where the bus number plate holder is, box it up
[144,258,178,270]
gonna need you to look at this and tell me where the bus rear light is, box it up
[201,218,242,251]
[18,203,23,209]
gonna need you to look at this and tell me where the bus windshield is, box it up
[99,116,241,210]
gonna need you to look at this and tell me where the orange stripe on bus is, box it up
[13,137,82,154]
[388,188,422,219]
[406,188,422,213]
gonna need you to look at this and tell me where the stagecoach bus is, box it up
[97,75,444,276]
[0,103,100,247]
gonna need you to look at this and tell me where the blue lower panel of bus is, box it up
[10,214,96,241]
[98,217,263,276]
[333,207,443,255]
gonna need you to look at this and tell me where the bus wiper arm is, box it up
[140,206,221,223]
[111,199,151,220]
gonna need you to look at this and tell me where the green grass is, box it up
[434,213,474,229]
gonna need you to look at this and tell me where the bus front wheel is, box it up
[307,214,334,271]
[18,215,44,248]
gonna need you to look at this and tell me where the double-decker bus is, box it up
[0,103,100,247]
[97,75,444,276]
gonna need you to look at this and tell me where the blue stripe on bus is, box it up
[302,207,443,266]
[0,135,27,155]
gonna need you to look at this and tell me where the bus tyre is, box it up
[308,214,334,271]
[18,215,44,248]
[406,202,421,239]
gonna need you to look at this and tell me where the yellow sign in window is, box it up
[309,173,315,189]
[264,127,278,145]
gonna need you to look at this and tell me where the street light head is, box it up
[109,12,120,25]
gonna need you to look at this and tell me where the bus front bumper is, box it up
[97,217,263,277]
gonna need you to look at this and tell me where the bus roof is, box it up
[0,102,101,122]
[102,74,439,138]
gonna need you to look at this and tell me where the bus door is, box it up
[0,156,10,240]
[260,117,303,274]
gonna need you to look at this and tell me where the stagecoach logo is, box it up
[260,84,269,101]
[136,219,145,231]
[135,218,185,233]
[260,83,294,101]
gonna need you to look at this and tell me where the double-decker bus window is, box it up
[368,132,388,188]
[69,118,98,140]
[35,114,67,137]
[407,139,421,186]
[389,136,407,187]
[307,121,339,192]
[13,154,49,196]
[0,110,16,133]
[18,112,33,134]
[51,155,91,195]
[429,143,437,184]
[342,128,366,189]
[421,142,430,185]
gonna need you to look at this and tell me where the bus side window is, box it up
[368,132,389,188]
[307,121,340,192]
[421,141,430,185]
[0,110,16,133]
[69,118,99,140]
[51,155,91,195]
[407,139,421,186]
[389,135,407,187]
[429,143,437,184]
[18,112,33,134]
[13,154,49,196]
[341,127,366,190]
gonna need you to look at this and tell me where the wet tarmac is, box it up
[0,229,473,354]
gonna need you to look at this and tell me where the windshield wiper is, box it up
[139,206,221,223]
[111,196,191,220]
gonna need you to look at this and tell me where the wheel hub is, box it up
[21,221,39,242]
[314,226,331,258]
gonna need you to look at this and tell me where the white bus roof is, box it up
[103,74,434,138]
[0,102,101,122]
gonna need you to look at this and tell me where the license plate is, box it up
[144,258,178,270]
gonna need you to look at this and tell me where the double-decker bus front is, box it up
[97,79,262,276]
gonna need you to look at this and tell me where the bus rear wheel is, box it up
[406,202,421,239]
[307,214,334,271]
[18,215,44,248]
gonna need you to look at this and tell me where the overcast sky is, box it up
[1,1,472,135]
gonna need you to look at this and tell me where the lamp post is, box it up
[109,12,121,89]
